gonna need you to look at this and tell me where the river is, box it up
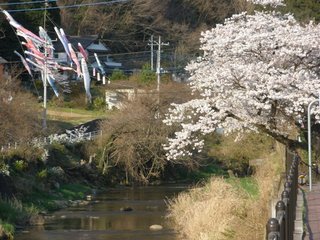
[16,185,186,240]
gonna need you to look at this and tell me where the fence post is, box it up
[282,190,289,240]
[276,200,286,240]
[266,218,280,240]
[267,151,300,240]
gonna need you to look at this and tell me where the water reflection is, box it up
[16,185,186,240]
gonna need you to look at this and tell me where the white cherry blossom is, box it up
[164,11,320,160]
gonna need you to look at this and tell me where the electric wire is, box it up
[0,0,56,6]
[6,0,130,13]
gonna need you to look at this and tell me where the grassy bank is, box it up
[0,141,105,239]
[168,143,284,240]
[22,183,92,211]
[0,182,93,239]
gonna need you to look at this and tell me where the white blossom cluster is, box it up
[65,126,90,143]
[32,126,90,148]
[0,164,10,176]
[47,126,90,144]
[248,0,285,7]
[164,11,320,160]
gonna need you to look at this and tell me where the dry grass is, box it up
[168,178,248,240]
[168,143,284,240]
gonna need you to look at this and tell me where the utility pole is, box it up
[155,36,169,93]
[42,0,48,129]
[148,35,154,71]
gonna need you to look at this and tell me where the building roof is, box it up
[87,42,110,53]
[53,35,109,53]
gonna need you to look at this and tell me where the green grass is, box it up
[0,199,24,223]
[22,183,91,211]
[49,106,106,116]
[0,197,31,238]
[191,163,228,181]
[47,106,106,125]
[23,190,58,211]
[0,220,14,239]
[58,184,91,200]
[226,177,259,199]
[170,162,227,183]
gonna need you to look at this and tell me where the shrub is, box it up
[13,160,28,172]
[0,221,14,239]
[1,146,45,164]
[110,69,127,81]
[0,197,25,223]
[93,97,106,111]
[37,169,47,180]
[139,64,156,84]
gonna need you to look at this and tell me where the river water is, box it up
[16,185,186,240]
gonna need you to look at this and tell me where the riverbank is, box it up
[167,145,284,239]
[0,182,96,239]
[15,184,187,240]
[0,128,277,239]
[0,141,109,240]
[0,141,197,240]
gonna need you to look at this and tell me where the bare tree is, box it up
[0,67,41,146]
[97,82,191,184]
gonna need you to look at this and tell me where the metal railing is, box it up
[266,150,300,240]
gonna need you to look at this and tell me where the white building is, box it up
[104,82,148,110]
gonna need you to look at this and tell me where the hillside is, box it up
[1,0,320,65]
[58,0,241,53]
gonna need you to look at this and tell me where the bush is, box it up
[37,169,47,180]
[0,221,14,239]
[93,97,106,111]
[0,197,26,223]
[1,146,45,164]
[139,64,156,84]
[13,160,28,172]
[47,143,69,167]
[110,69,127,81]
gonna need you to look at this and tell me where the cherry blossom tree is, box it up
[164,11,320,160]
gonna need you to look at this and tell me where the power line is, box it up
[0,0,56,6]
[6,0,130,13]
